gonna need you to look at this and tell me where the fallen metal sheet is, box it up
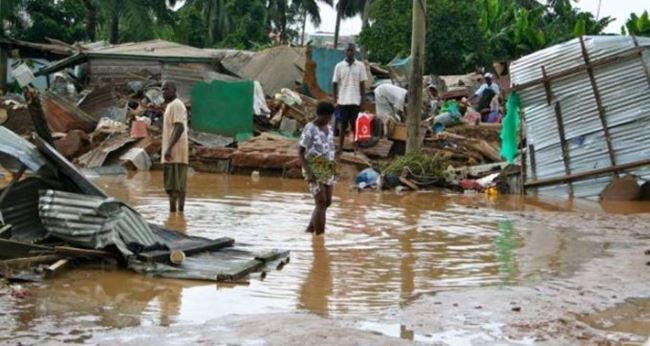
[0,126,55,176]
[41,92,97,133]
[224,46,305,96]
[188,128,234,148]
[0,178,60,242]
[81,165,128,177]
[162,64,239,103]
[77,134,138,168]
[129,248,290,282]
[39,190,163,255]
[77,85,118,121]
[34,134,107,198]
[511,36,650,199]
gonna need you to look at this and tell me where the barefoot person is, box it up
[299,101,337,235]
[161,81,189,213]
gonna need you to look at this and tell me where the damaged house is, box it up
[511,35,650,199]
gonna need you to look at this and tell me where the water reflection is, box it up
[0,172,625,343]
[298,236,332,316]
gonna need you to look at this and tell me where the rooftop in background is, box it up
[87,39,217,60]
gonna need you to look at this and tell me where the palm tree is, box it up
[83,0,178,44]
[292,0,333,46]
[333,0,367,49]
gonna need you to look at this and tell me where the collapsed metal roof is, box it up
[0,126,55,176]
[511,35,650,199]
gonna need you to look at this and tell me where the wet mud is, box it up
[2,171,650,345]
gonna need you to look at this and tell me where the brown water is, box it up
[1,171,650,344]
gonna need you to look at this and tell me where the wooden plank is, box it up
[45,258,69,276]
[525,158,650,188]
[0,165,26,206]
[553,101,574,197]
[54,246,117,259]
[216,259,265,282]
[137,237,235,263]
[528,144,538,181]
[632,36,650,88]
[0,255,61,270]
[579,36,616,167]
[512,47,643,92]
[0,224,12,239]
[541,66,552,105]
[254,250,290,263]
[0,239,53,259]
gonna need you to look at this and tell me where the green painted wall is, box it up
[190,80,254,137]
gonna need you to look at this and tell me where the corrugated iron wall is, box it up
[511,36,650,199]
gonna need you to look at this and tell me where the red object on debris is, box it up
[355,112,372,143]
[130,120,148,138]
[460,179,482,191]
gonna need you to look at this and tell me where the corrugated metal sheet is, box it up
[77,134,138,168]
[89,58,163,87]
[161,64,239,103]
[88,40,216,60]
[0,126,54,176]
[77,85,119,121]
[41,92,97,133]
[222,46,305,96]
[512,36,650,199]
[0,178,58,242]
[39,190,163,255]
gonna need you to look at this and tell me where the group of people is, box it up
[156,42,503,237]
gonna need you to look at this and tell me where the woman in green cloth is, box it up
[299,101,337,235]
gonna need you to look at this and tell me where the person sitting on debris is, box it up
[374,83,407,137]
[299,101,337,235]
[161,81,189,213]
[333,43,368,154]
[473,73,501,119]
[423,84,442,117]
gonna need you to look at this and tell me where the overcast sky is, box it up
[306,0,649,35]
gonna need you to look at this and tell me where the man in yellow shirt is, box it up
[161,82,189,213]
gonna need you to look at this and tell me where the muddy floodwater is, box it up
[2,171,650,345]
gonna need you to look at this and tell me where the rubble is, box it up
[0,125,290,283]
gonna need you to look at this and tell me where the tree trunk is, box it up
[301,8,307,46]
[82,0,97,41]
[333,9,342,49]
[360,0,371,58]
[406,0,426,153]
[110,12,119,44]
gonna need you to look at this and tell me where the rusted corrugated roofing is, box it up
[77,86,119,121]
[77,134,138,168]
[88,39,216,61]
[41,92,97,133]
[161,64,239,103]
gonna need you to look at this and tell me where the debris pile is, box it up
[0,38,511,194]
[0,126,290,283]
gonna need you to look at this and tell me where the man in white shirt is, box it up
[333,43,368,152]
[474,72,500,98]
[374,83,407,137]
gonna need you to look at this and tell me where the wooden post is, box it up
[0,48,8,96]
[553,101,574,197]
[406,0,426,153]
[632,35,650,88]
[541,66,552,105]
[528,144,538,181]
[579,36,616,168]
[24,87,55,146]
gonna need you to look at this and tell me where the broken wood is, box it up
[399,177,420,191]
[526,158,650,188]
[0,255,62,270]
[45,258,69,276]
[137,237,235,263]
[0,239,53,259]
[54,246,117,259]
[0,224,12,239]
[24,87,55,146]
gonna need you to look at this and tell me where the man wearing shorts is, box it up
[161,81,189,213]
[333,43,367,153]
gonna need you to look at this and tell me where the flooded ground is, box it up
[2,171,650,345]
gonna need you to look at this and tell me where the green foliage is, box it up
[6,0,87,42]
[218,0,270,49]
[384,152,448,179]
[357,0,412,63]
[622,11,650,36]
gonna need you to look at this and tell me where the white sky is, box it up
[306,0,649,35]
